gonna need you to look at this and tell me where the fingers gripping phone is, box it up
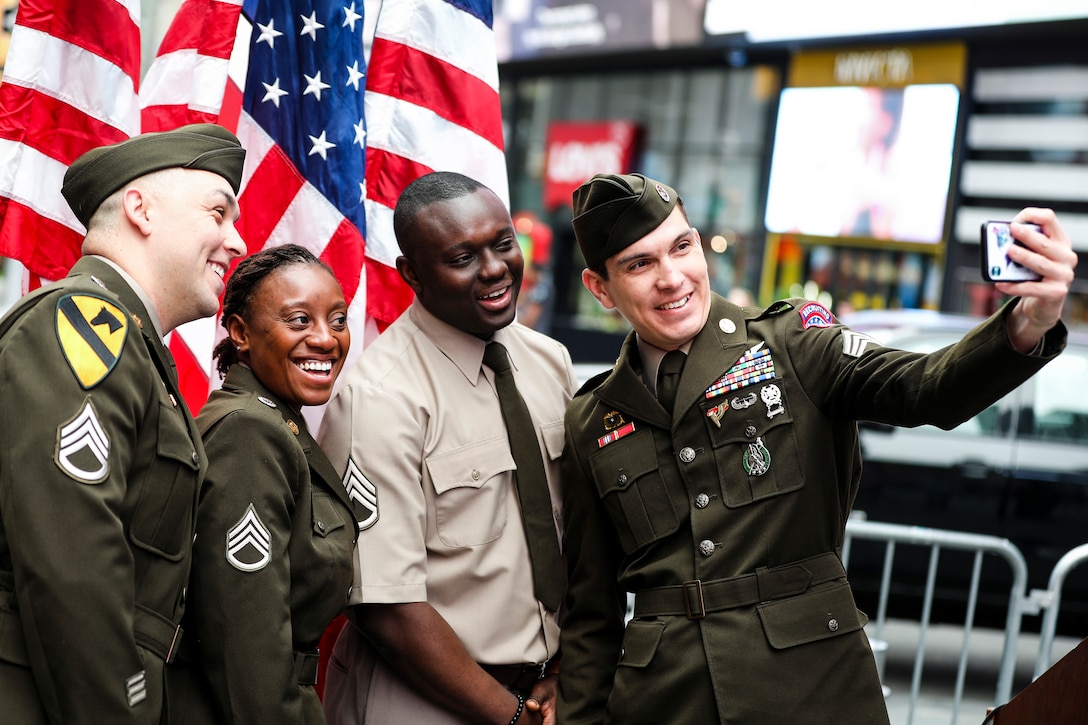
[981,221,1043,283]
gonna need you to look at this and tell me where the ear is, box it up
[582,268,616,310]
[121,187,154,236]
[224,313,249,355]
[395,255,423,297]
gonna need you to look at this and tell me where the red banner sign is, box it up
[543,121,642,209]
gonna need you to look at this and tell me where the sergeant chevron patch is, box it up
[55,398,110,483]
[126,670,147,707]
[841,330,879,358]
[226,504,272,572]
[342,457,378,531]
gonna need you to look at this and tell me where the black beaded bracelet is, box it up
[507,691,525,725]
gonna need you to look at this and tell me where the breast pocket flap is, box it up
[426,436,515,495]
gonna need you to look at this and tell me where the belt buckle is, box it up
[682,579,706,620]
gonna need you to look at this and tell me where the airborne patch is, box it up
[55,294,129,388]
[226,504,272,572]
[342,457,379,531]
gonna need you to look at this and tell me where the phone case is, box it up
[980,221,1043,283]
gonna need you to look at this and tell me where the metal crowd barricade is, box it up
[1032,542,1088,680]
[842,519,1030,724]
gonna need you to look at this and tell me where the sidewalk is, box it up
[876,619,1082,725]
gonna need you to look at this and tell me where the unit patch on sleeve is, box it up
[55,294,130,388]
[226,503,272,572]
[342,457,379,531]
[797,301,834,329]
[55,398,110,483]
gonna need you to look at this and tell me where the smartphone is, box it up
[980,221,1043,283]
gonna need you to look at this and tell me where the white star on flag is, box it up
[257,19,283,48]
[300,12,325,40]
[303,71,332,101]
[262,78,289,107]
[308,131,336,160]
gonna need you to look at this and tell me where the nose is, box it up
[478,248,506,280]
[308,319,336,350]
[656,256,683,288]
[223,220,247,259]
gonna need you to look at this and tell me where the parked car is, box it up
[841,309,1088,633]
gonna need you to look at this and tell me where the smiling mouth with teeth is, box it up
[480,287,508,300]
[659,294,691,311]
[295,360,334,375]
[209,262,226,279]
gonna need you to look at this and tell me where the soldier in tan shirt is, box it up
[319,172,575,725]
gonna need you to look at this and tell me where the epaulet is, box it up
[574,369,611,397]
[754,300,794,320]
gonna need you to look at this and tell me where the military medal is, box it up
[743,437,771,476]
[598,421,636,448]
[707,403,727,427]
[730,392,757,410]
[705,344,776,400]
[603,410,626,431]
[760,384,784,419]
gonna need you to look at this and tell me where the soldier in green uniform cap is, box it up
[0,123,247,724]
[557,172,1078,724]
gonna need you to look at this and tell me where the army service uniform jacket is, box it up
[0,256,204,725]
[558,294,1065,725]
[169,364,358,725]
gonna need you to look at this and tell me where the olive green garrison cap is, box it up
[571,173,679,269]
[62,123,246,227]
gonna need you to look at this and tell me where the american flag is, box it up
[1,0,508,411]
[0,0,140,286]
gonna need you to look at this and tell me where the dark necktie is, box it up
[483,342,564,612]
[656,349,686,412]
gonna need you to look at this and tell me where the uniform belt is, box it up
[294,649,320,686]
[633,552,846,620]
[480,661,548,692]
[134,605,184,663]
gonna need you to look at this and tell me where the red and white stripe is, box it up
[0,0,140,284]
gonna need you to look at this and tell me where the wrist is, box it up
[507,691,525,725]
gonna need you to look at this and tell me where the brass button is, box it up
[617,472,628,486]
[679,447,696,463]
[317,521,326,532]
[471,469,481,481]
[745,424,757,439]
[828,618,839,632]
[191,451,200,465]
[694,493,710,509]
[699,540,716,557]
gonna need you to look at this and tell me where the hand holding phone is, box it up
[981,221,1043,283]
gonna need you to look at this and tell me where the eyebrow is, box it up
[211,188,241,221]
[612,227,696,268]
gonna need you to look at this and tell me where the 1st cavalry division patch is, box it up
[55,294,129,388]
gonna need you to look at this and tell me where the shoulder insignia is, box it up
[55,398,110,483]
[55,294,130,388]
[575,369,611,397]
[756,300,794,320]
[798,301,834,329]
[841,330,879,358]
[257,396,276,408]
[226,503,272,572]
[342,457,378,530]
